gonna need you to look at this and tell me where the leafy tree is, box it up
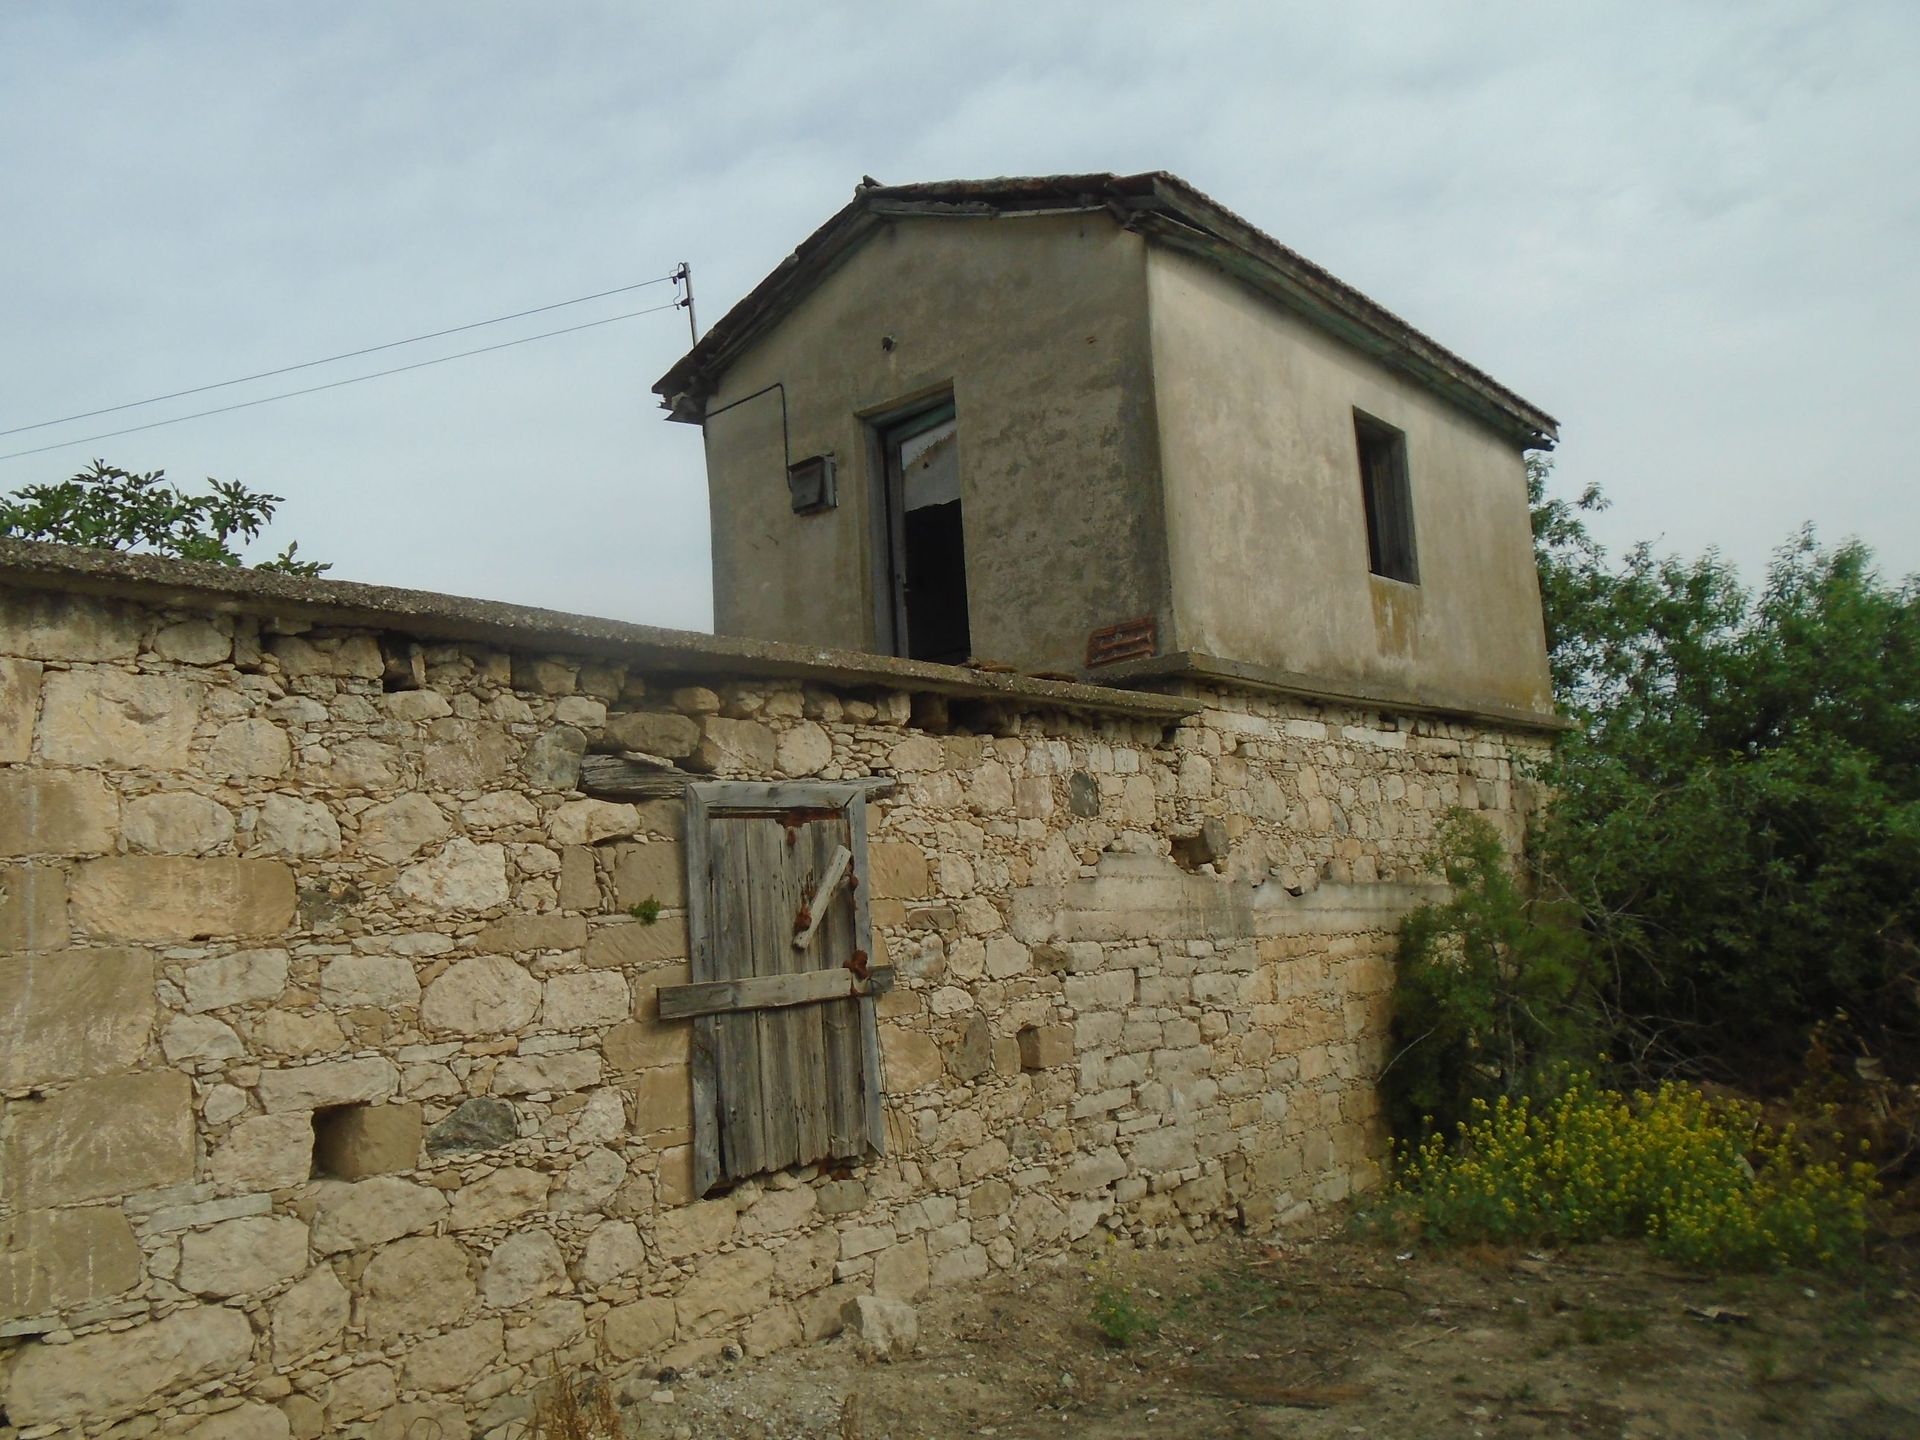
[1386,810,1595,1139]
[1527,458,1920,1086]
[0,459,328,575]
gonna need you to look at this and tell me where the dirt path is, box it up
[618,1223,1920,1439]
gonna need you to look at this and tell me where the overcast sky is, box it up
[3,2,1914,632]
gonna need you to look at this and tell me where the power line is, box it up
[0,301,683,463]
[0,274,680,439]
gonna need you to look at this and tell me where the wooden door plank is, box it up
[656,965,894,1020]
[711,818,767,1182]
[789,816,842,1162]
[848,793,887,1157]
[747,817,800,1173]
[816,807,865,1160]
[683,786,723,1197]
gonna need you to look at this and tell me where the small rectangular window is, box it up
[1354,411,1417,584]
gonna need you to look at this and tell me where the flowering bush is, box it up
[1392,1073,1877,1269]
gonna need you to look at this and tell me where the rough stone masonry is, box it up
[0,546,1549,1438]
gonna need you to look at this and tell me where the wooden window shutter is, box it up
[667,781,890,1195]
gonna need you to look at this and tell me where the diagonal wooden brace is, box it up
[790,844,853,950]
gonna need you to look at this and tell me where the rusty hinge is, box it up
[1086,615,1156,668]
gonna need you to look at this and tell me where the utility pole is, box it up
[673,262,697,345]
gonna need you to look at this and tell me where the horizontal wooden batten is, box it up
[656,965,895,1021]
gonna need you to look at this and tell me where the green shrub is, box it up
[1391,1072,1877,1269]
[1385,810,1597,1139]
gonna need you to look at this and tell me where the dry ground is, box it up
[610,1217,1920,1440]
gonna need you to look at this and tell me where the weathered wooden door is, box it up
[673,781,887,1196]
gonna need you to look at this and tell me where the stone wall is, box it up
[0,577,1547,1439]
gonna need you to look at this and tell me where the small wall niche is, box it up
[310,1102,424,1180]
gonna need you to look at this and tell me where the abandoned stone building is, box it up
[0,172,1561,1437]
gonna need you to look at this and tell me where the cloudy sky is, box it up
[3,2,1914,631]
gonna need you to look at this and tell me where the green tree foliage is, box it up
[1528,458,1920,1086]
[1,459,328,575]
[1387,810,1595,1139]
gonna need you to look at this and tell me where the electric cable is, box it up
[0,301,683,463]
[0,274,680,439]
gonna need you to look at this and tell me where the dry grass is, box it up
[528,1368,623,1440]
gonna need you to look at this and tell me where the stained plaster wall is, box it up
[1144,245,1557,720]
[0,579,1547,1439]
[699,212,1168,676]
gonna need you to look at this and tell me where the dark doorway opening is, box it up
[879,400,971,663]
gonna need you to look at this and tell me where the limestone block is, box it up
[381,688,452,721]
[254,794,340,858]
[39,669,202,769]
[1061,1147,1128,1193]
[776,721,833,777]
[549,1145,626,1214]
[652,1197,736,1260]
[319,954,419,1009]
[610,840,685,909]
[547,798,638,847]
[322,1361,397,1425]
[0,1302,255,1426]
[984,936,1030,978]
[205,720,293,783]
[1017,1023,1074,1071]
[420,954,540,1036]
[602,1296,676,1359]
[0,590,142,661]
[0,862,67,951]
[736,1185,816,1239]
[880,1025,943,1092]
[0,656,42,762]
[6,1069,193,1205]
[872,1234,930,1301]
[504,1296,587,1365]
[0,1205,141,1319]
[271,1265,350,1361]
[558,845,599,909]
[869,841,931,899]
[687,715,776,773]
[257,1056,399,1112]
[209,1113,315,1191]
[583,915,687,968]
[178,1214,310,1297]
[764,1229,833,1303]
[268,634,382,679]
[72,858,294,942]
[0,945,153,1088]
[361,1235,477,1341]
[462,790,538,828]
[541,971,629,1029]
[626,1063,691,1140]
[423,718,517,790]
[675,1245,772,1334]
[312,1102,422,1179]
[392,838,508,912]
[400,1316,504,1392]
[183,946,290,1011]
[424,1096,519,1155]
[124,792,236,855]
[524,725,587,789]
[602,710,699,758]
[356,793,451,863]
[449,1165,549,1231]
[0,769,117,856]
[162,1012,244,1063]
[310,1176,448,1254]
[475,912,587,954]
[152,618,232,665]
[175,1402,292,1440]
[604,1015,689,1072]
[578,1218,646,1284]
[481,1227,566,1308]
